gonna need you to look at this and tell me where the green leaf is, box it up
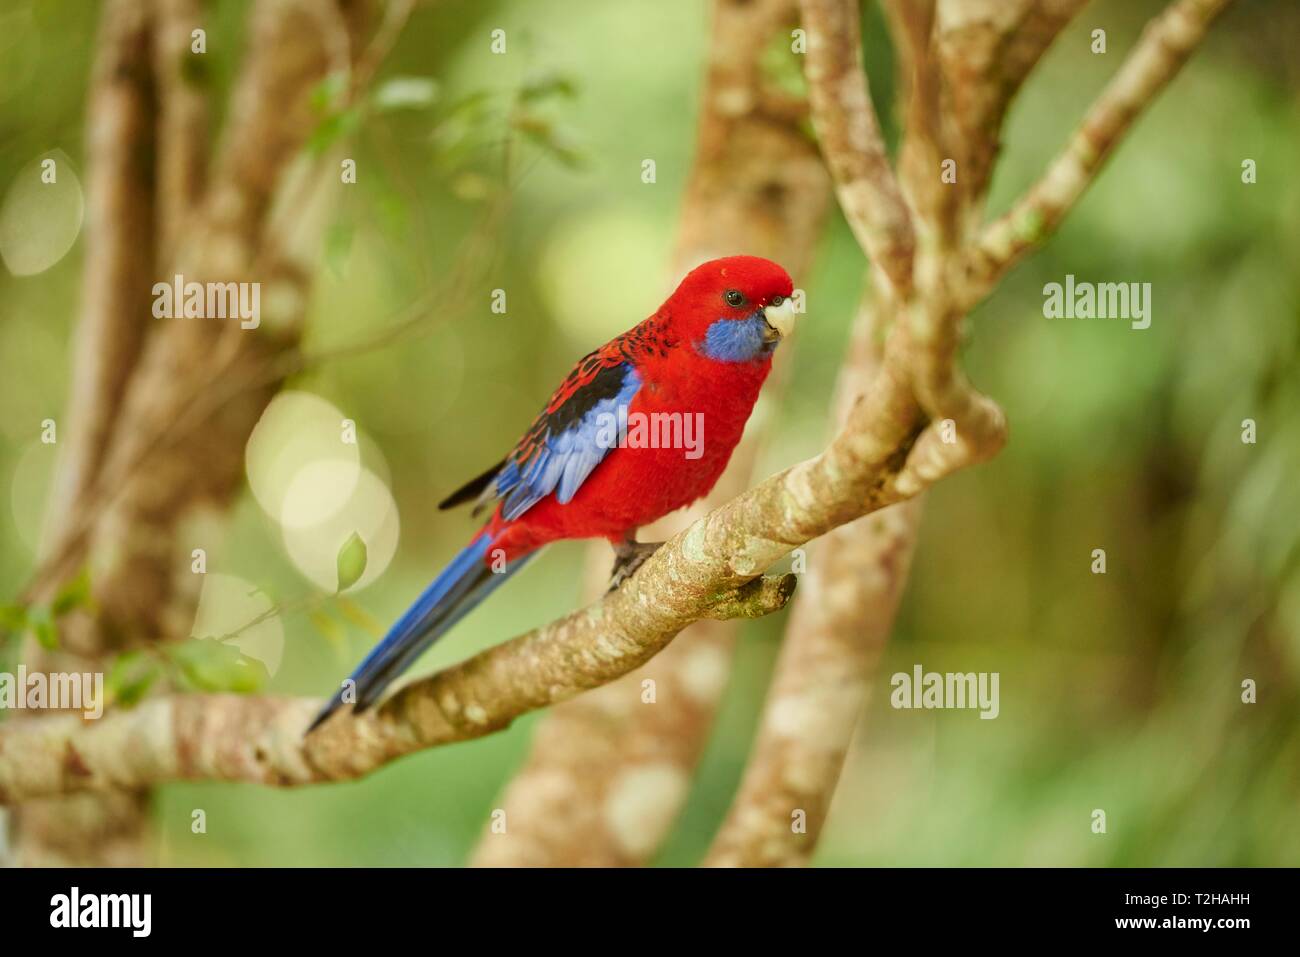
[169,638,269,694]
[306,106,362,156]
[51,567,92,617]
[310,71,349,114]
[0,603,27,633]
[429,92,500,175]
[28,606,58,650]
[518,71,578,104]
[372,76,439,112]
[513,114,586,170]
[336,532,368,592]
[105,651,161,708]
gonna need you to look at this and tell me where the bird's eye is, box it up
[770,295,784,306]
[724,289,745,307]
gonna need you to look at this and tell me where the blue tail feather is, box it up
[308,534,531,732]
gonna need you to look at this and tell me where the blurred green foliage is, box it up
[0,0,1296,866]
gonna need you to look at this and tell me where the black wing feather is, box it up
[436,319,661,518]
[437,458,507,511]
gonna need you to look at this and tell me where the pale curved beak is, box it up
[762,298,799,341]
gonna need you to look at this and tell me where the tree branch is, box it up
[10,0,386,866]
[0,571,796,804]
[41,0,157,558]
[699,0,1095,867]
[9,0,162,869]
[964,0,1238,304]
[705,285,923,867]
[890,0,961,248]
[151,0,210,257]
[799,0,916,297]
[41,0,370,648]
[705,501,921,866]
[935,0,1089,213]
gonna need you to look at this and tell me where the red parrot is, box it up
[310,255,797,730]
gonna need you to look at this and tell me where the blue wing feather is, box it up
[492,363,640,520]
[439,318,667,518]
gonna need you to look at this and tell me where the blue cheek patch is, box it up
[699,315,773,363]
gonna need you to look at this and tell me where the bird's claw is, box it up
[608,540,664,592]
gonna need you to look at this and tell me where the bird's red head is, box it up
[660,256,798,363]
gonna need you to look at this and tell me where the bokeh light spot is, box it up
[8,440,55,553]
[0,149,83,276]
[537,207,666,343]
[282,468,399,593]
[245,391,360,528]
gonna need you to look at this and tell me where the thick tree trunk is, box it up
[11,0,375,866]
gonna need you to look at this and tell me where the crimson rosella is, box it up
[309,255,798,731]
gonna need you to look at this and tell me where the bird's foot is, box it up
[608,540,664,592]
